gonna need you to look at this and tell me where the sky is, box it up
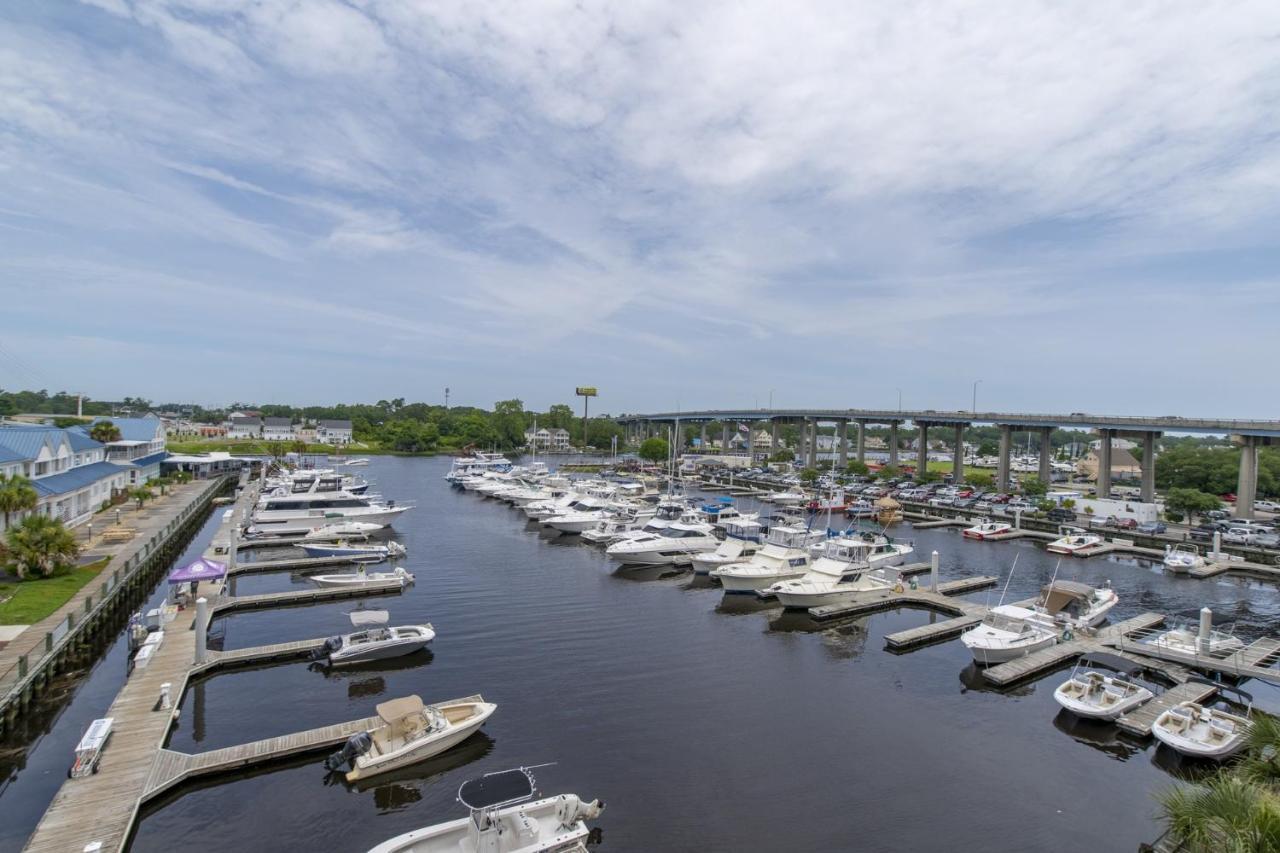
[2,1,1280,417]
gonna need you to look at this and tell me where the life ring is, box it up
[1062,628,1074,642]
[893,581,905,594]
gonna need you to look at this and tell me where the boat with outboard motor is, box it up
[711,526,827,594]
[1045,525,1103,556]
[365,766,605,853]
[298,540,407,562]
[301,521,384,541]
[766,533,912,608]
[1145,619,1244,657]
[313,610,435,666]
[309,565,414,588]
[1026,579,1117,631]
[962,520,1012,540]
[325,694,495,782]
[1152,686,1253,759]
[1162,543,1208,574]
[1052,653,1154,720]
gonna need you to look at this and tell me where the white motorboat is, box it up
[845,500,877,519]
[1152,696,1252,760]
[340,458,371,467]
[580,510,656,545]
[310,566,414,588]
[366,766,604,853]
[711,526,827,594]
[962,521,1012,540]
[690,535,761,576]
[301,521,384,541]
[1045,526,1103,556]
[1027,580,1118,631]
[765,490,808,506]
[694,499,758,530]
[314,610,435,666]
[325,694,495,782]
[1162,543,1208,574]
[299,541,406,562]
[1052,653,1154,720]
[444,452,512,483]
[961,605,1060,664]
[251,489,411,534]
[542,497,625,534]
[1145,624,1244,657]
[767,533,912,609]
[605,521,719,566]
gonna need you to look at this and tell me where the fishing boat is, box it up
[961,604,1060,664]
[314,610,434,666]
[365,766,605,853]
[309,566,414,588]
[325,694,495,782]
[1162,543,1208,574]
[1052,653,1154,720]
[299,541,407,562]
[605,521,719,566]
[302,521,384,541]
[962,520,1012,540]
[690,525,763,576]
[766,533,911,609]
[1027,580,1117,630]
[1152,687,1252,759]
[711,526,826,594]
[1045,526,1103,556]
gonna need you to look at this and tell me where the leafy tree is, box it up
[4,515,79,579]
[799,467,819,485]
[638,438,670,463]
[1164,488,1222,526]
[0,474,39,529]
[845,460,870,477]
[976,440,999,457]
[89,421,122,444]
[877,464,900,480]
[291,438,308,456]
[545,404,575,431]
[129,486,154,510]
[150,476,173,496]
[492,399,528,449]
[382,420,439,453]
[967,472,994,489]
[769,450,795,464]
[1021,477,1048,498]
[917,469,942,484]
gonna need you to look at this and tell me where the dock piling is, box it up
[930,550,939,592]
[1198,607,1212,655]
[194,597,209,665]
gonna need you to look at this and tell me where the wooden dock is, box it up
[209,582,405,617]
[143,694,484,800]
[1108,633,1280,686]
[189,637,329,676]
[980,613,1167,687]
[227,553,361,574]
[809,575,1000,623]
[1116,680,1219,737]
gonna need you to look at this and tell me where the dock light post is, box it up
[1198,607,1213,655]
[930,550,940,592]
[194,598,209,665]
[972,379,982,413]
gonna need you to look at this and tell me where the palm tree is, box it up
[0,473,39,530]
[150,475,173,496]
[4,515,80,579]
[129,486,154,511]
[88,421,122,444]
[1158,774,1280,851]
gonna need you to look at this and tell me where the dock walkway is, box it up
[810,576,1001,623]
[980,613,1167,687]
[1116,680,1219,737]
[227,553,361,575]
[209,582,405,617]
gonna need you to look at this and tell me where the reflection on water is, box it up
[1052,710,1143,761]
[957,661,1038,697]
[610,564,686,582]
[343,733,495,803]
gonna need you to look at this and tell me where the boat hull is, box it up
[330,636,433,666]
[963,634,1057,664]
[715,569,804,594]
[250,506,410,535]
[347,702,495,782]
[365,794,600,853]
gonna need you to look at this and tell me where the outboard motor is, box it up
[324,731,372,772]
[311,636,343,662]
[555,795,606,827]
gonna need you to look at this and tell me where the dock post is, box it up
[1211,531,1221,562]
[1198,607,1212,655]
[930,550,939,592]
[1013,509,1021,530]
[228,523,238,573]
[194,597,209,665]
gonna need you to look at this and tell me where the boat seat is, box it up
[511,808,540,841]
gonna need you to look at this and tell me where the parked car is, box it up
[953,497,977,509]
[1255,533,1280,549]
[1136,521,1167,535]
[1109,517,1138,530]
[990,493,1011,504]
[1089,516,1112,530]
[1223,527,1259,545]
[1203,510,1231,522]
[1189,525,1219,543]
[1254,500,1278,513]
[1046,507,1076,523]
[973,501,992,512]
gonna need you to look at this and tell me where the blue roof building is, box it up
[0,423,131,530]
[74,414,168,486]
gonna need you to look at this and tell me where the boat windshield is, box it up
[983,612,1031,633]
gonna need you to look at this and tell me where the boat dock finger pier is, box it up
[23,474,407,853]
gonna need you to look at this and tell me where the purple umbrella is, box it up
[167,557,227,584]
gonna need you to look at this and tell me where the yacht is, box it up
[1026,580,1117,631]
[542,496,627,534]
[1153,698,1252,759]
[298,541,406,563]
[690,523,764,576]
[365,766,605,853]
[1052,653,1154,720]
[845,500,877,519]
[1163,543,1208,574]
[605,521,719,566]
[314,610,435,666]
[694,498,758,530]
[444,452,511,483]
[712,526,827,594]
[1045,526,1103,556]
[250,489,411,534]
[309,566,414,588]
[766,533,912,609]
[962,520,1012,540]
[765,490,808,506]
[325,694,496,782]
[301,521,384,541]
[961,604,1060,664]
[580,509,656,544]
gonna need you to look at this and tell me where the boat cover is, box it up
[376,695,424,724]
[350,609,390,627]
[1039,581,1094,614]
[1077,652,1146,676]
[458,768,536,810]
[167,557,227,584]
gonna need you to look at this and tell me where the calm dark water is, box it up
[8,456,1280,852]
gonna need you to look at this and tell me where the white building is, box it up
[227,416,262,439]
[0,425,130,530]
[316,419,354,445]
[262,418,295,441]
[524,427,572,452]
[79,415,168,486]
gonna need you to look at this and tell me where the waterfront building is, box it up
[0,425,130,530]
[524,427,572,452]
[316,419,354,445]
[227,416,263,439]
[77,415,168,486]
[262,417,295,441]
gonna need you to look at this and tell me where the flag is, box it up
[738,422,749,433]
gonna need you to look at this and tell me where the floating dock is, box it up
[226,553,362,575]
[209,582,405,617]
[1115,680,1220,737]
[810,576,1001,623]
[980,613,1166,687]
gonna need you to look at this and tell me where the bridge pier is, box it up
[916,423,928,477]
[953,423,965,483]
[807,418,818,468]
[1038,427,1053,485]
[888,422,899,467]
[838,419,849,468]
[721,422,730,454]
[996,425,1012,492]
[1097,429,1114,498]
[856,420,866,464]
[1141,432,1158,503]
[771,420,780,458]
[1234,435,1261,518]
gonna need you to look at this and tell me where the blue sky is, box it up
[3,1,1280,417]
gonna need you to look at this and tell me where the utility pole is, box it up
[444,387,450,410]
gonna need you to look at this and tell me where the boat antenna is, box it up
[996,553,1020,607]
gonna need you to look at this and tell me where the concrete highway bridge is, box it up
[616,408,1280,517]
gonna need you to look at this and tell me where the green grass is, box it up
[0,557,111,626]
[165,439,444,457]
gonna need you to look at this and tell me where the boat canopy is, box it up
[167,557,227,584]
[1078,652,1146,676]
[458,768,536,811]
[376,695,424,725]
[1039,581,1095,614]
[349,609,390,627]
